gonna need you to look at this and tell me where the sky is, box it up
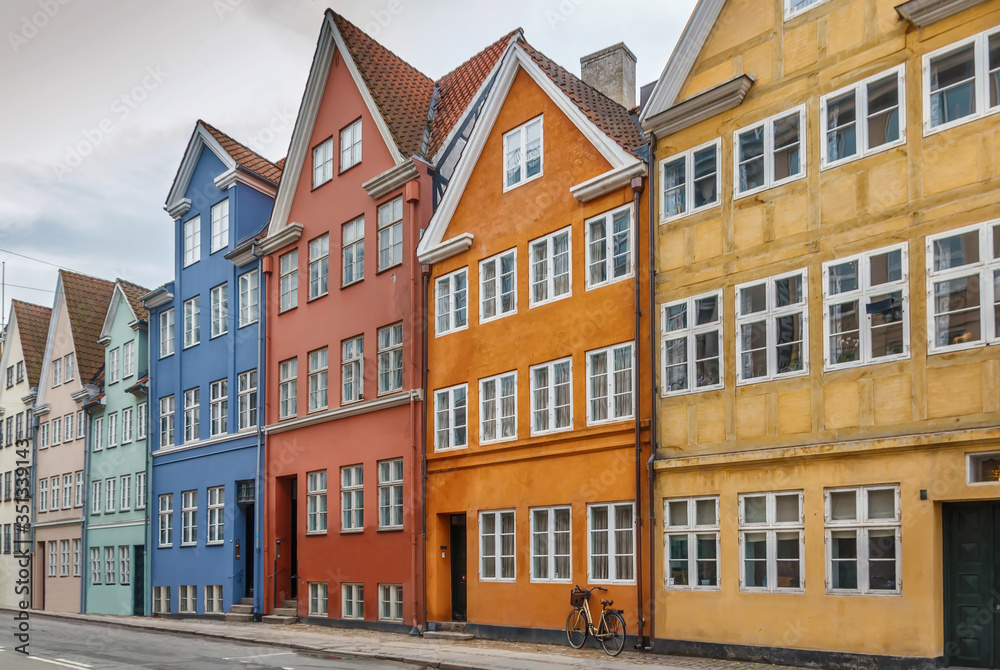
[0,0,697,326]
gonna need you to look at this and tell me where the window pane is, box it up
[868,529,897,590]
[934,230,979,271]
[692,146,718,209]
[695,499,716,526]
[829,260,859,295]
[930,45,977,126]
[662,158,686,217]
[743,495,766,524]
[870,290,905,358]
[775,494,800,523]
[775,531,801,588]
[665,303,687,332]
[867,74,900,148]
[933,276,981,347]
[743,532,767,587]
[829,491,857,521]
[667,500,688,527]
[694,332,720,387]
[738,127,765,192]
[772,113,801,181]
[826,91,857,162]
[695,295,719,325]
[830,530,858,590]
[741,321,768,379]
[829,301,861,364]
[663,338,688,393]
[695,534,718,587]
[740,283,767,314]
[867,489,895,520]
[990,33,1000,107]
[776,314,804,374]
[668,535,689,586]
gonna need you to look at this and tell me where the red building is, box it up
[259,11,514,629]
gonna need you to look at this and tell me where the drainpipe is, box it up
[405,181,421,633]
[420,264,430,629]
[646,131,660,652]
[252,240,265,621]
[80,403,91,614]
[30,409,38,608]
[631,174,646,649]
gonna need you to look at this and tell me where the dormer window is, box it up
[503,116,543,191]
[340,119,362,172]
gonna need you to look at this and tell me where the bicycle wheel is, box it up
[565,608,588,649]
[600,611,626,656]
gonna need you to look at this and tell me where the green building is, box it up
[83,280,151,615]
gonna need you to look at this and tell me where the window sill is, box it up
[586,273,634,292]
[734,173,805,201]
[434,325,469,338]
[503,171,544,193]
[665,584,721,592]
[237,320,259,330]
[341,279,364,290]
[434,445,469,454]
[528,293,571,310]
[659,201,721,225]
[339,161,362,177]
[587,415,634,428]
[278,306,298,315]
[479,311,517,326]
[377,526,403,533]
[180,543,197,548]
[529,578,573,584]
[736,369,809,387]
[307,291,329,304]
[820,139,905,172]
[305,531,327,537]
[205,541,224,547]
[182,343,200,351]
[662,383,725,398]
[376,262,403,276]
[529,426,573,439]
[159,353,176,360]
[340,528,364,535]
[210,332,228,341]
[924,106,1000,138]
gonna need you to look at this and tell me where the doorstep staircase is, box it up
[262,599,299,624]
[424,621,474,640]
[224,597,254,623]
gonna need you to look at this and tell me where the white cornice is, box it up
[265,390,421,435]
[141,287,173,310]
[34,517,84,528]
[643,75,754,138]
[164,123,237,215]
[362,160,420,200]
[33,404,50,417]
[70,388,91,402]
[153,428,258,458]
[214,167,278,198]
[570,161,647,203]
[258,222,304,256]
[416,233,474,265]
[21,390,36,405]
[894,0,988,26]
[166,198,191,220]
[225,241,258,268]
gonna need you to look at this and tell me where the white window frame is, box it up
[435,267,469,336]
[313,137,333,187]
[342,216,365,287]
[585,342,635,426]
[183,388,200,444]
[734,105,807,199]
[90,481,100,515]
[529,505,572,583]
[60,539,69,577]
[49,476,59,511]
[123,340,136,378]
[307,470,328,535]
[309,582,328,617]
[64,353,74,382]
[39,422,49,450]
[824,485,901,596]
[52,417,62,445]
[926,221,1000,353]
[137,472,147,510]
[735,268,810,384]
[529,357,573,436]
[106,414,116,448]
[658,139,721,222]
[479,509,516,582]
[119,546,130,585]
[239,270,259,327]
[120,474,131,511]
[61,473,72,509]
[528,227,572,308]
[503,115,543,191]
[377,196,403,271]
[820,65,906,170]
[738,490,806,593]
[160,309,175,358]
[341,336,364,404]
[104,546,115,584]
[340,118,363,172]
[207,485,224,545]
[183,296,201,349]
[279,358,297,419]
[159,395,175,448]
[663,496,720,591]
[308,233,330,300]
[181,490,197,546]
[378,583,403,622]
[77,409,85,439]
[205,584,223,613]
[585,204,634,290]
[238,371,257,431]
[479,249,517,324]
[209,379,228,437]
[923,28,1000,136]
[210,283,228,339]
[342,583,364,620]
[90,547,101,585]
[341,464,364,532]
[587,502,636,584]
[661,291,724,396]
[823,243,910,370]
[179,584,196,614]
[47,542,56,577]
[183,215,201,267]
[105,477,116,513]
[108,348,120,384]
[377,458,404,530]
[72,539,81,577]
[434,383,468,452]
[377,322,404,395]
[279,249,298,312]
[479,371,517,445]
[210,198,229,254]
[158,494,173,547]
[52,358,61,387]
[784,0,832,20]
[75,471,83,508]
[308,348,329,412]
[122,407,134,444]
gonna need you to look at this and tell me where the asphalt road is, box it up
[0,616,422,669]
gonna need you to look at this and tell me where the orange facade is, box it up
[423,66,651,639]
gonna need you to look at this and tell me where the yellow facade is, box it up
[646,0,1000,665]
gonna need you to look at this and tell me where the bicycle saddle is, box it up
[601,599,613,607]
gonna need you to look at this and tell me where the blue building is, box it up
[143,121,281,618]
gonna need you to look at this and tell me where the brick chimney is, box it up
[581,43,637,109]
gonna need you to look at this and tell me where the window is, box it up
[586,206,633,289]
[5,367,11,389]
[90,481,100,515]
[39,422,49,450]
[153,587,171,614]
[785,0,830,18]
[377,197,403,270]
[119,546,130,585]
[313,137,333,187]
[821,66,905,168]
[377,323,403,395]
[75,471,83,507]
[480,249,516,323]
[480,510,515,581]
[308,234,330,299]
[739,491,805,592]
[49,476,59,511]
[342,217,365,286]
[530,506,571,582]
[122,340,135,379]
[434,384,468,451]
[378,458,403,530]
[378,584,403,622]
[77,409,85,439]
[736,269,809,383]
[238,371,257,430]
[342,336,363,404]
[122,407,133,444]
[308,348,328,412]
[826,485,900,594]
[183,216,201,266]
[183,388,200,444]
[160,309,175,358]
[52,417,62,445]
[530,357,572,435]
[660,139,720,221]
[47,542,56,577]
[239,270,259,326]
[924,28,1000,133]
[104,547,116,584]
[586,342,634,425]
[207,486,224,544]
[52,358,61,387]
[137,472,147,510]
[279,250,298,312]
[159,395,175,448]
[480,371,516,444]
[503,115,543,190]
[90,548,101,585]
[664,497,720,589]
[435,268,468,335]
[662,292,723,395]
[183,296,201,348]
[342,583,364,620]
[106,413,117,448]
[824,244,909,368]
[210,379,228,437]
[179,585,196,614]
[205,585,222,613]
[62,473,72,509]
[529,228,571,306]
[210,199,229,253]
[210,284,228,338]
[279,359,297,419]
[120,474,131,511]
[181,490,197,546]
[340,118,362,171]
[734,106,806,197]
[341,465,363,531]
[927,222,1000,352]
[309,582,328,617]
[60,540,69,577]
[108,348,120,384]
[64,354,74,382]
[39,478,47,512]
[307,470,327,534]
[588,503,635,583]
[105,478,116,513]
[16,361,24,383]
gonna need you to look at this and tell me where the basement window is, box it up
[969,451,1000,484]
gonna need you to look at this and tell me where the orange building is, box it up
[416,38,651,643]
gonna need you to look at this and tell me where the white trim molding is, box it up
[643,75,754,138]
[258,222,304,256]
[895,0,989,26]
[571,162,647,203]
[265,389,422,435]
[362,160,421,200]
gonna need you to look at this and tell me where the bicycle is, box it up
[565,584,626,656]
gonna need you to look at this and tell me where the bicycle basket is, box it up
[569,587,590,607]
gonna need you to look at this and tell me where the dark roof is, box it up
[117,279,151,323]
[201,121,284,183]
[519,40,645,156]
[11,300,51,388]
[60,270,116,385]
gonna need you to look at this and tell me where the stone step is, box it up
[224,613,254,623]
[239,598,254,606]
[273,607,298,617]
[282,600,298,609]
[228,604,253,615]
[262,615,298,625]
[423,631,475,641]
[433,621,467,633]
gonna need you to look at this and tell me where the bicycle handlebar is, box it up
[574,584,607,593]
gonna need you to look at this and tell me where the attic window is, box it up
[503,116,543,191]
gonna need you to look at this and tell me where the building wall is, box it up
[425,68,651,633]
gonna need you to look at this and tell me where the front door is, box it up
[133,546,145,615]
[245,503,255,598]
[945,502,1000,667]
[450,515,467,621]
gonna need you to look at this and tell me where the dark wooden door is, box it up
[944,502,1000,668]
[450,515,467,622]
[133,546,145,616]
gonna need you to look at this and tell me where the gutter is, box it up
[253,239,265,621]
[631,175,646,650]
[646,130,659,650]
[420,264,430,629]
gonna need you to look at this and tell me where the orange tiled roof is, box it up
[117,279,151,323]
[60,270,116,385]
[201,121,284,184]
[11,299,51,389]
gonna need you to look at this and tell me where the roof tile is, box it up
[11,300,51,389]
[117,279,151,323]
[201,121,284,184]
[59,270,116,385]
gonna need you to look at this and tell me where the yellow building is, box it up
[641,0,1000,667]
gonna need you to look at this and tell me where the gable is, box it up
[183,145,229,203]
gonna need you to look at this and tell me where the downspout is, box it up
[252,240,265,621]
[29,409,38,608]
[421,264,430,628]
[80,402,91,614]
[646,131,660,651]
[630,175,646,649]
[406,183,421,633]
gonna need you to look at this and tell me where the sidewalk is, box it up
[11,608,804,670]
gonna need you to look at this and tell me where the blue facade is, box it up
[146,137,272,617]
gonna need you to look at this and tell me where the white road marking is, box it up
[56,660,92,668]
[28,658,92,670]
[221,651,294,661]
